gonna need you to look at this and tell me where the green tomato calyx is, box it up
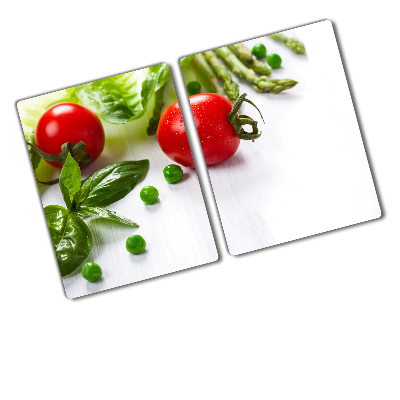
[228,93,265,141]
[27,140,92,167]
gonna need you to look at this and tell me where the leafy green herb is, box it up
[73,182,92,206]
[59,153,81,206]
[78,207,138,227]
[44,205,93,277]
[44,156,149,277]
[80,160,149,208]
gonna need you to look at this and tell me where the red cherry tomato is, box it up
[157,93,240,168]
[35,103,105,169]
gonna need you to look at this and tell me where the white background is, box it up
[1,1,399,399]
[183,21,381,255]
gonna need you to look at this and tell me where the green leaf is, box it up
[140,64,172,108]
[180,55,195,71]
[44,205,92,277]
[80,160,149,208]
[59,153,81,208]
[74,182,92,206]
[59,178,72,209]
[74,70,155,124]
[79,206,139,227]
[75,73,141,124]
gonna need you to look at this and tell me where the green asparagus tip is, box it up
[287,38,306,54]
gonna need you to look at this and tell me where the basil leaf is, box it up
[59,178,72,209]
[180,55,195,71]
[74,182,91,206]
[44,205,92,277]
[79,206,139,227]
[80,160,149,208]
[59,153,81,208]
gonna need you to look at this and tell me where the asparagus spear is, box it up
[147,85,165,136]
[215,46,297,94]
[228,43,272,76]
[270,33,306,54]
[193,53,226,97]
[202,50,239,101]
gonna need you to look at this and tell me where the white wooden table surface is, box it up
[184,20,381,255]
[38,84,218,298]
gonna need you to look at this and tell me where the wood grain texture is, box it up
[184,21,381,255]
[38,84,218,298]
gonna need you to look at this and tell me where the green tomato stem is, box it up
[26,141,92,185]
[27,141,92,168]
[228,93,265,141]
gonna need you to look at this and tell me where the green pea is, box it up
[252,44,267,59]
[187,81,201,96]
[140,186,159,205]
[82,262,102,282]
[126,235,146,255]
[267,53,282,69]
[163,164,183,184]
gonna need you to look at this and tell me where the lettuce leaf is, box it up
[180,55,195,71]
[74,71,145,124]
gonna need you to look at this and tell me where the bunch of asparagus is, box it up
[192,42,298,102]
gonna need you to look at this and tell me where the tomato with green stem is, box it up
[157,93,263,168]
[35,103,105,169]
